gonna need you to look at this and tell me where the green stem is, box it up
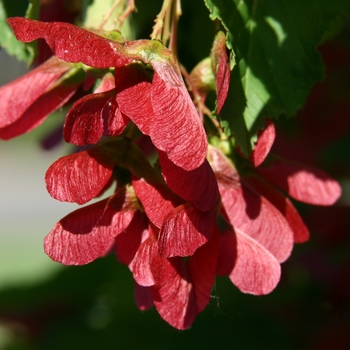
[168,0,181,56]
[180,64,211,121]
[98,0,122,30]
[116,0,136,30]
[98,0,135,31]
[150,0,172,41]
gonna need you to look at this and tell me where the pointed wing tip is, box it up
[7,17,43,42]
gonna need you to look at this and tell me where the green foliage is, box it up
[83,0,135,39]
[0,0,39,64]
[204,0,350,156]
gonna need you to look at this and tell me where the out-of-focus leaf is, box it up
[0,59,83,140]
[25,0,39,20]
[83,0,135,39]
[204,0,350,156]
[0,57,72,128]
[0,0,39,64]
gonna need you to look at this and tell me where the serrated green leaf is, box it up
[0,0,39,64]
[204,0,350,156]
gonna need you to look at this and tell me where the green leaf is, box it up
[25,0,39,19]
[204,0,350,156]
[83,0,135,40]
[0,0,39,64]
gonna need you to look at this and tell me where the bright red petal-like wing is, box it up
[229,228,281,295]
[0,57,71,128]
[150,256,197,330]
[7,18,131,68]
[244,174,310,243]
[94,72,116,93]
[0,79,78,140]
[150,71,207,171]
[258,157,342,205]
[153,233,219,329]
[132,177,182,228]
[116,65,208,171]
[115,65,153,135]
[211,31,230,114]
[158,151,219,212]
[207,145,240,187]
[44,190,135,265]
[130,232,158,287]
[64,90,116,145]
[220,183,294,262]
[107,108,129,136]
[115,210,148,265]
[158,204,216,258]
[189,230,220,313]
[249,119,275,167]
[8,18,207,170]
[45,149,114,204]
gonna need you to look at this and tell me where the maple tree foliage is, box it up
[0,0,345,332]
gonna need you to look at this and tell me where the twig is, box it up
[180,64,212,121]
[116,0,136,30]
[150,0,172,41]
[168,0,182,55]
[98,0,122,30]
